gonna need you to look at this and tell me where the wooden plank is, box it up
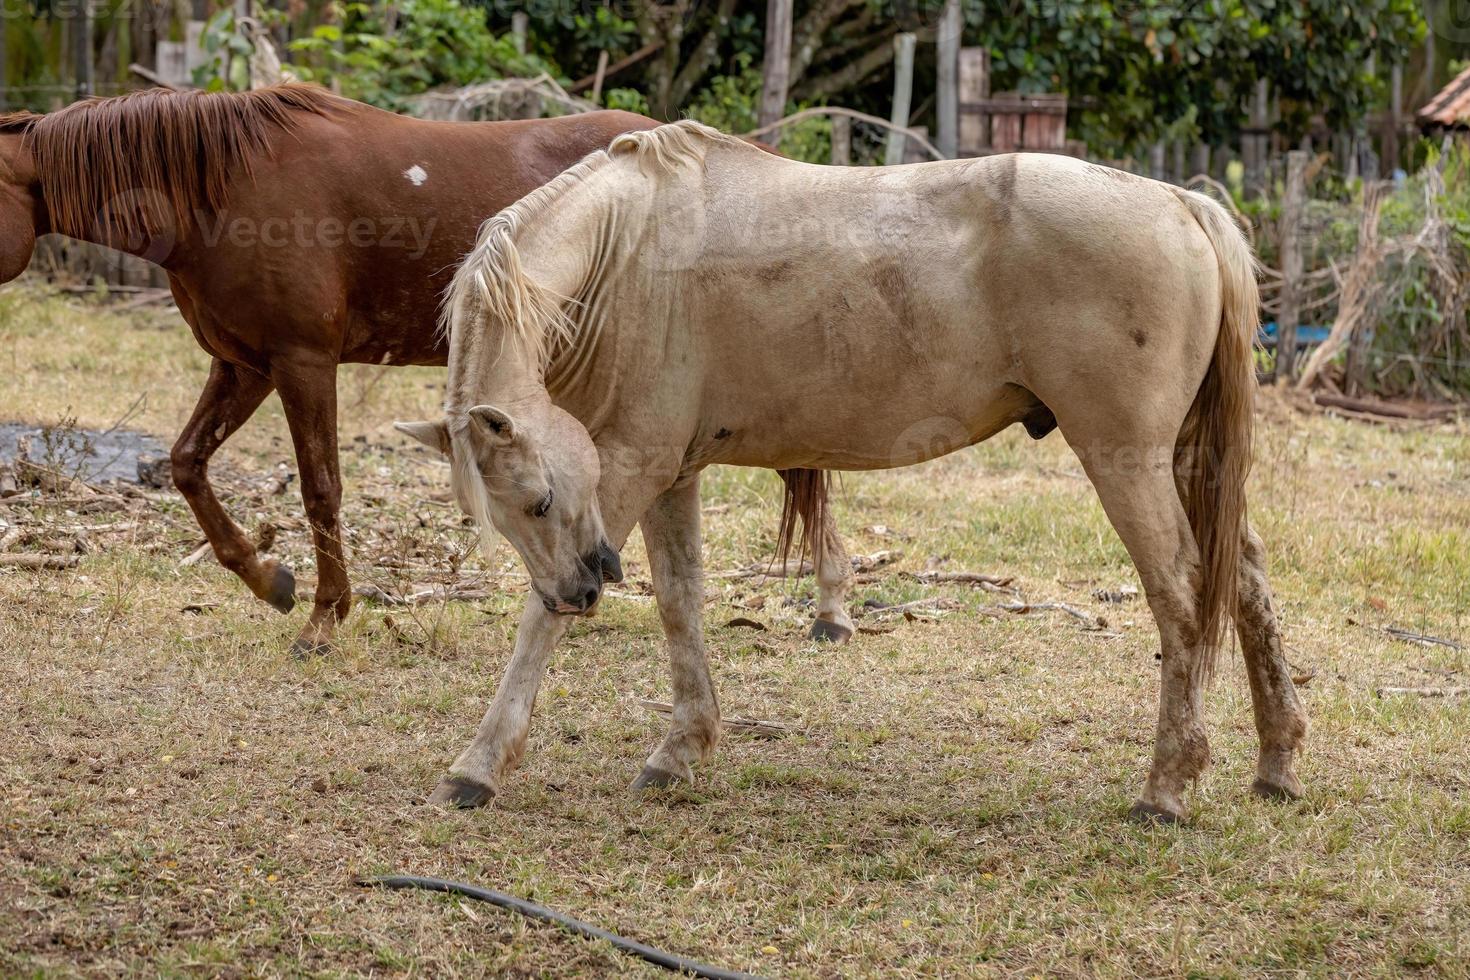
[957,47,988,155]
[1023,112,1065,150]
[964,96,1066,114]
[757,0,794,144]
[989,111,1020,153]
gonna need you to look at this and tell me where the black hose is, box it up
[362,874,770,980]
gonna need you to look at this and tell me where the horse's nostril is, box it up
[583,588,600,609]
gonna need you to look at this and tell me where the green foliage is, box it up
[600,88,651,117]
[193,9,254,92]
[288,0,559,110]
[507,3,642,84]
[1256,140,1470,398]
[962,0,1426,157]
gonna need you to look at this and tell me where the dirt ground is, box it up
[2,286,1467,977]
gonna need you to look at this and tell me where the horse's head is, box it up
[396,403,621,615]
[0,126,43,283]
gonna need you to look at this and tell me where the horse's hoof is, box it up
[1251,777,1302,802]
[429,776,495,809]
[266,564,297,614]
[1128,801,1184,826]
[630,765,683,792]
[290,637,331,659]
[809,618,853,644]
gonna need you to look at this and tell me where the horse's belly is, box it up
[720,373,1034,471]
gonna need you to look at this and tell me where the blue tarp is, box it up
[1259,321,1334,346]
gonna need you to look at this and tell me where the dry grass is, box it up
[1,285,1468,977]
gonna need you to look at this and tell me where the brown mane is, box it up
[22,83,342,241]
[0,111,40,133]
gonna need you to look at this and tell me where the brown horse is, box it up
[0,85,856,654]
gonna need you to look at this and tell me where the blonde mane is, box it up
[440,120,744,415]
[606,118,737,173]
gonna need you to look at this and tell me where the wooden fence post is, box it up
[0,11,8,111]
[1276,150,1308,383]
[957,47,989,156]
[830,113,851,165]
[1386,63,1403,174]
[885,32,916,166]
[1247,79,1269,192]
[510,12,528,55]
[1191,142,1210,179]
[935,0,961,159]
[757,0,793,147]
[75,0,95,99]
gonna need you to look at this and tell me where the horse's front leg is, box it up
[271,358,351,657]
[630,472,721,790]
[430,597,572,807]
[431,458,670,807]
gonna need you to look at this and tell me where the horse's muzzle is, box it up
[596,541,624,584]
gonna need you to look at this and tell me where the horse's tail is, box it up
[775,469,830,572]
[1170,187,1260,671]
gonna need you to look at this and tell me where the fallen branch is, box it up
[994,601,1105,629]
[179,541,214,568]
[0,553,80,570]
[1312,393,1461,422]
[862,597,960,620]
[1375,686,1469,699]
[1383,627,1463,651]
[907,570,1015,592]
[633,698,791,739]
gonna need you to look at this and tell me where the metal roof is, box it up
[1420,63,1470,127]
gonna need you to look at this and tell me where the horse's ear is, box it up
[393,420,450,455]
[467,405,517,447]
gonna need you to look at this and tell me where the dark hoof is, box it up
[266,564,297,614]
[1251,777,1302,802]
[630,765,683,792]
[290,637,332,659]
[428,776,495,809]
[1129,801,1184,826]
[808,618,853,644]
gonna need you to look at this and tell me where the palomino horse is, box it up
[0,87,856,654]
[399,121,1309,823]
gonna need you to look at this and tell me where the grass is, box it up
[1,284,1468,976]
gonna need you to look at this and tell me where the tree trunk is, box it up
[794,36,894,102]
[884,33,916,165]
[758,0,793,143]
[935,0,960,159]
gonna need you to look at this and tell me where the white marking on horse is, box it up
[404,165,428,186]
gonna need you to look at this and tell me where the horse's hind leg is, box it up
[1236,524,1308,800]
[1076,442,1212,824]
[632,473,722,789]
[810,511,855,643]
[171,359,294,611]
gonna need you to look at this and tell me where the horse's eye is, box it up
[532,488,553,518]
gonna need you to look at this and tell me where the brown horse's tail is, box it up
[1171,187,1260,671]
[775,469,830,572]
